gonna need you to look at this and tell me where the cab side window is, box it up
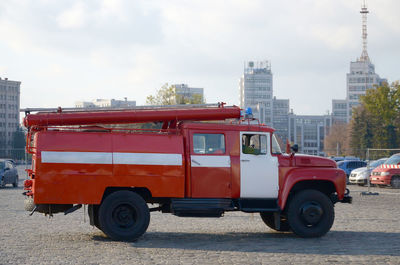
[242,134,267,155]
[193,134,225,154]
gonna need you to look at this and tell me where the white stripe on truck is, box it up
[41,151,182,166]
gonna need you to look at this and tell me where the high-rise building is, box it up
[332,2,386,123]
[239,61,273,124]
[0,77,21,155]
[75,98,136,108]
[239,61,289,142]
[173,84,204,103]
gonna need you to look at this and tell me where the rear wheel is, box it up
[98,190,150,241]
[0,177,5,188]
[287,189,334,238]
[260,212,290,232]
[391,176,400,189]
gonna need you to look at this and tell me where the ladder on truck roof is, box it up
[22,103,242,127]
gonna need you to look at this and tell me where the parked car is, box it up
[337,160,367,181]
[349,158,387,186]
[370,153,400,188]
[0,159,19,188]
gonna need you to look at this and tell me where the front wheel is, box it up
[98,190,150,241]
[287,189,334,238]
[260,212,290,232]
[391,176,400,189]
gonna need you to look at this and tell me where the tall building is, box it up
[332,2,386,123]
[75,98,136,108]
[239,61,290,142]
[272,98,290,142]
[0,77,21,155]
[239,61,274,124]
[173,84,204,103]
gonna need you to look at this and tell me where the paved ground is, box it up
[0,166,399,264]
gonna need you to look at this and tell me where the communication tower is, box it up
[359,0,370,62]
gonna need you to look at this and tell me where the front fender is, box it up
[278,167,346,210]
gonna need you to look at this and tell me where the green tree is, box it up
[146,83,205,105]
[348,81,400,157]
[348,105,373,158]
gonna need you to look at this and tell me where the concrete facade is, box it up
[288,114,332,156]
[0,77,20,155]
[239,61,273,125]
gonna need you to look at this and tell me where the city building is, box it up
[239,61,289,143]
[75,98,136,109]
[288,114,332,156]
[332,2,386,123]
[331,99,348,124]
[239,61,273,124]
[0,77,21,155]
[173,84,204,104]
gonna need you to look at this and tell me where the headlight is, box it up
[381,172,390,176]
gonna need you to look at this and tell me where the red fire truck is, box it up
[22,104,351,241]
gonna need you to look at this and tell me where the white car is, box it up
[349,158,387,186]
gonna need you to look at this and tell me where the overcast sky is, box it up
[1,0,399,115]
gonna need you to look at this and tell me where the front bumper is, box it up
[349,177,367,184]
[370,176,391,185]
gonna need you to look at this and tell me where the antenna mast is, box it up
[360,0,370,62]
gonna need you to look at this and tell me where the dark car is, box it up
[337,160,367,178]
[0,159,19,188]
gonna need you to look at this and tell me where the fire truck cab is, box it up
[23,104,351,241]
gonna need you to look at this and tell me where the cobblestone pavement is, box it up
[0,166,399,264]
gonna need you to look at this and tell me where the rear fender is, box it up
[279,168,346,210]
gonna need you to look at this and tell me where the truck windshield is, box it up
[384,155,400,165]
[271,134,282,155]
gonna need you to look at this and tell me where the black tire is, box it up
[391,176,400,189]
[98,190,150,241]
[88,205,101,230]
[13,176,19,188]
[260,212,290,232]
[287,189,334,238]
[0,177,5,188]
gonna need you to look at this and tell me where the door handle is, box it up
[241,159,250,162]
[191,159,201,165]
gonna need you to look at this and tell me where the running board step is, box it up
[171,198,234,217]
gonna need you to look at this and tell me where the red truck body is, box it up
[23,104,351,240]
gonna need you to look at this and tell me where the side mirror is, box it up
[291,144,299,153]
[4,167,9,171]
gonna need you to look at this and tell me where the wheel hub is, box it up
[113,205,136,228]
[300,202,323,225]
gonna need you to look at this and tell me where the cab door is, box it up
[240,132,279,198]
[190,132,231,198]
